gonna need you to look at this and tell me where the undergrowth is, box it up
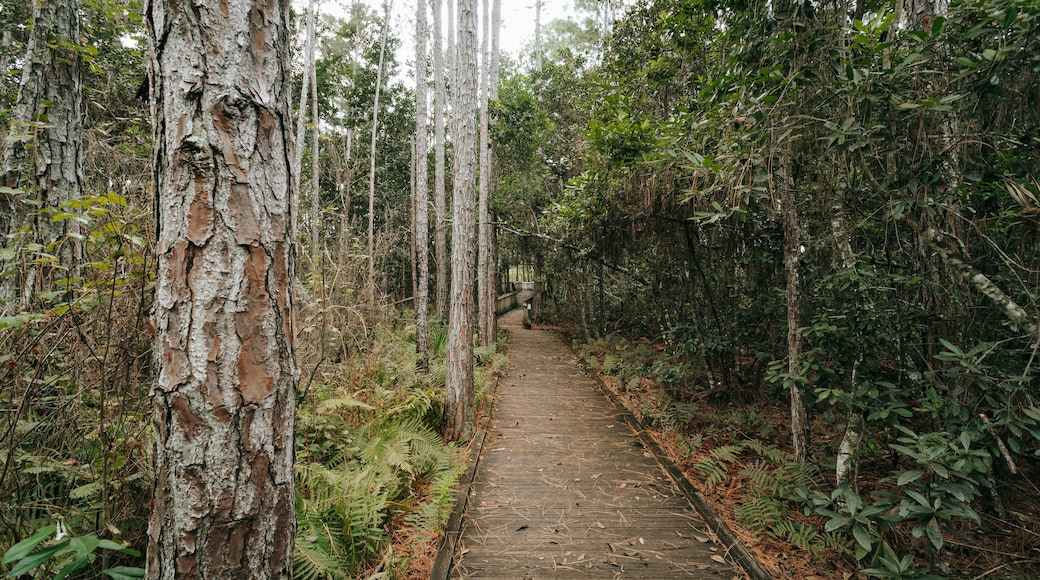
[294,309,504,578]
[575,333,1040,579]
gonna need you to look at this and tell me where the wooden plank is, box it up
[439,308,758,579]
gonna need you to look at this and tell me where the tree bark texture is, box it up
[433,0,450,319]
[477,0,492,346]
[1,0,83,310]
[145,0,297,576]
[444,0,478,442]
[415,0,430,370]
[782,152,808,464]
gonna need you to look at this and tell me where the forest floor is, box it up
[567,331,1040,579]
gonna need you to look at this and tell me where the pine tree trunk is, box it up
[145,0,297,576]
[415,0,431,371]
[444,0,478,442]
[477,0,491,346]
[1,0,83,311]
[433,0,450,318]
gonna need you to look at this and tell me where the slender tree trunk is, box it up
[477,0,491,346]
[368,0,393,317]
[534,0,542,72]
[294,0,317,190]
[444,0,478,442]
[782,150,809,464]
[1,0,83,312]
[415,0,431,371]
[310,47,320,257]
[145,0,297,576]
[433,0,450,318]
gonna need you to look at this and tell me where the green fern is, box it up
[709,443,744,463]
[735,494,785,538]
[676,433,703,461]
[743,439,787,465]
[770,520,851,557]
[694,457,729,489]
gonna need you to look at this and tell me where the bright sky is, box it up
[349,0,575,74]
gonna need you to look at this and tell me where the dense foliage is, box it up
[492,0,1040,575]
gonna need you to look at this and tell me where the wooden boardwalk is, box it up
[446,307,741,579]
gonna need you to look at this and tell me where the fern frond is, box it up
[694,458,729,489]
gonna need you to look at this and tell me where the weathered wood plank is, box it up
[441,308,753,579]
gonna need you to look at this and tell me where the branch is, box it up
[497,222,650,286]
[915,221,1040,341]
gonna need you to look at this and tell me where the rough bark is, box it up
[144,0,297,576]
[444,0,478,442]
[477,0,491,346]
[782,151,809,464]
[1,0,83,312]
[433,0,449,318]
[368,0,393,316]
[415,0,431,371]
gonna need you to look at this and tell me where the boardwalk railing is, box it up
[494,291,519,315]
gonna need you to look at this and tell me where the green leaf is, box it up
[905,489,930,508]
[55,554,93,580]
[68,535,100,557]
[8,543,66,576]
[824,516,851,532]
[924,519,944,550]
[104,566,147,579]
[3,525,57,564]
[70,481,102,499]
[1004,5,1019,27]
[930,15,945,36]
[852,525,874,553]
[897,470,924,486]
[97,539,139,556]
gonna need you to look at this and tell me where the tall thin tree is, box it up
[433,0,450,318]
[145,0,297,575]
[477,0,492,345]
[415,0,431,371]
[444,0,478,441]
[367,0,393,316]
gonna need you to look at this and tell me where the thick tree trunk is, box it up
[415,0,431,371]
[444,0,478,442]
[1,0,83,312]
[433,0,450,318]
[145,0,297,576]
[368,0,393,317]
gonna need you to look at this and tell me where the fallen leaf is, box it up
[711,555,727,564]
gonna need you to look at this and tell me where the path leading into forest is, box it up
[442,306,746,579]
